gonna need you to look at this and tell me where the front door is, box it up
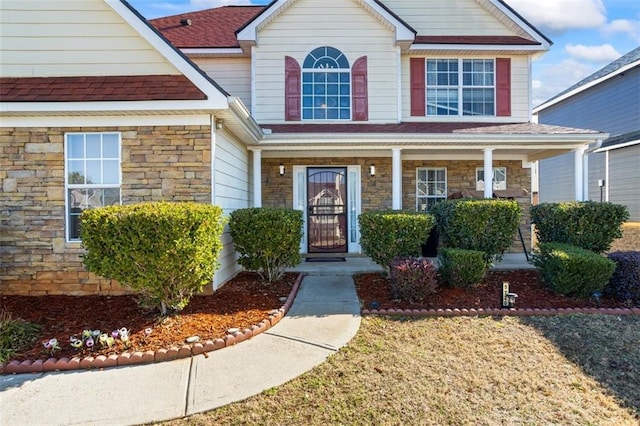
[307,167,347,253]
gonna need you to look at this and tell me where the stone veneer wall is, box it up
[0,125,212,296]
[261,158,531,252]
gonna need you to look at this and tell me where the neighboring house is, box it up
[534,47,640,221]
[1,0,606,296]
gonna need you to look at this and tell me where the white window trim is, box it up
[64,132,122,242]
[476,166,507,191]
[416,167,447,211]
[426,58,496,117]
[302,47,352,121]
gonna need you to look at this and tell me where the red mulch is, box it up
[1,272,297,363]
[2,269,633,364]
[355,269,629,311]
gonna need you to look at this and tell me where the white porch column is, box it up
[483,148,494,199]
[574,146,587,201]
[252,148,262,207]
[392,148,402,209]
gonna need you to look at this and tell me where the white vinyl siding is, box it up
[0,1,178,77]
[383,0,522,36]
[194,58,252,111]
[213,131,250,287]
[252,0,397,122]
[402,55,529,122]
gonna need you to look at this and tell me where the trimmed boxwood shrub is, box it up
[603,251,640,304]
[431,199,522,264]
[81,202,225,315]
[358,211,434,271]
[532,242,615,298]
[531,201,629,253]
[438,248,487,288]
[229,207,303,282]
[389,257,438,302]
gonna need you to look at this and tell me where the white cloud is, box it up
[602,19,640,42]
[532,59,597,106]
[565,43,622,62]
[507,0,606,31]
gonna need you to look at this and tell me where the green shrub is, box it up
[431,199,522,264]
[603,251,640,304]
[358,211,434,271]
[531,201,629,253]
[0,310,41,363]
[438,248,487,288]
[532,243,615,298]
[389,257,439,302]
[81,202,224,315]
[229,208,303,282]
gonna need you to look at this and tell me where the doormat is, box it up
[305,257,346,262]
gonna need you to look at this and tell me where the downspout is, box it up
[584,138,605,201]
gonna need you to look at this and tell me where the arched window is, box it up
[302,47,351,120]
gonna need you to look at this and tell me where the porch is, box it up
[287,253,534,275]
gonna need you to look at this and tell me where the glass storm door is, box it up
[307,167,348,253]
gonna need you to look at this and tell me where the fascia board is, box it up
[259,133,607,144]
[236,0,414,45]
[534,60,640,113]
[409,44,546,52]
[106,0,228,108]
[0,99,226,114]
[594,139,640,152]
[487,0,552,49]
[182,48,246,57]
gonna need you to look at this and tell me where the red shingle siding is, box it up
[149,6,266,48]
[0,75,207,102]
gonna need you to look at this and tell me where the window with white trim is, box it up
[417,168,447,212]
[476,167,506,191]
[426,59,495,116]
[65,132,121,241]
[302,46,351,120]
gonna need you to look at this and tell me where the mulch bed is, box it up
[355,269,631,311]
[1,272,297,363]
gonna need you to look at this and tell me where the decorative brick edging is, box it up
[362,306,640,317]
[1,273,305,375]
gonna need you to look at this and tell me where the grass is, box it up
[0,309,41,363]
[159,314,639,425]
[610,222,640,252]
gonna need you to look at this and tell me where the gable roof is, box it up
[1,0,228,111]
[534,46,640,112]
[152,0,548,52]
[149,6,266,49]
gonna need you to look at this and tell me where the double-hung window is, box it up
[417,168,447,212]
[65,132,121,241]
[427,59,495,116]
[302,46,351,120]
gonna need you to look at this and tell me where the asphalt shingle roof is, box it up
[0,75,207,102]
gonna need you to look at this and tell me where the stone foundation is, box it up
[0,125,212,296]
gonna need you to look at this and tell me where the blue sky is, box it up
[128,0,640,106]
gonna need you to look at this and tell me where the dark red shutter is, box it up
[351,56,368,121]
[284,56,301,121]
[496,58,511,117]
[410,58,426,116]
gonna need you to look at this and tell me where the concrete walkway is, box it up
[0,275,361,426]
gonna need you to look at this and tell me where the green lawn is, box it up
[159,314,640,425]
